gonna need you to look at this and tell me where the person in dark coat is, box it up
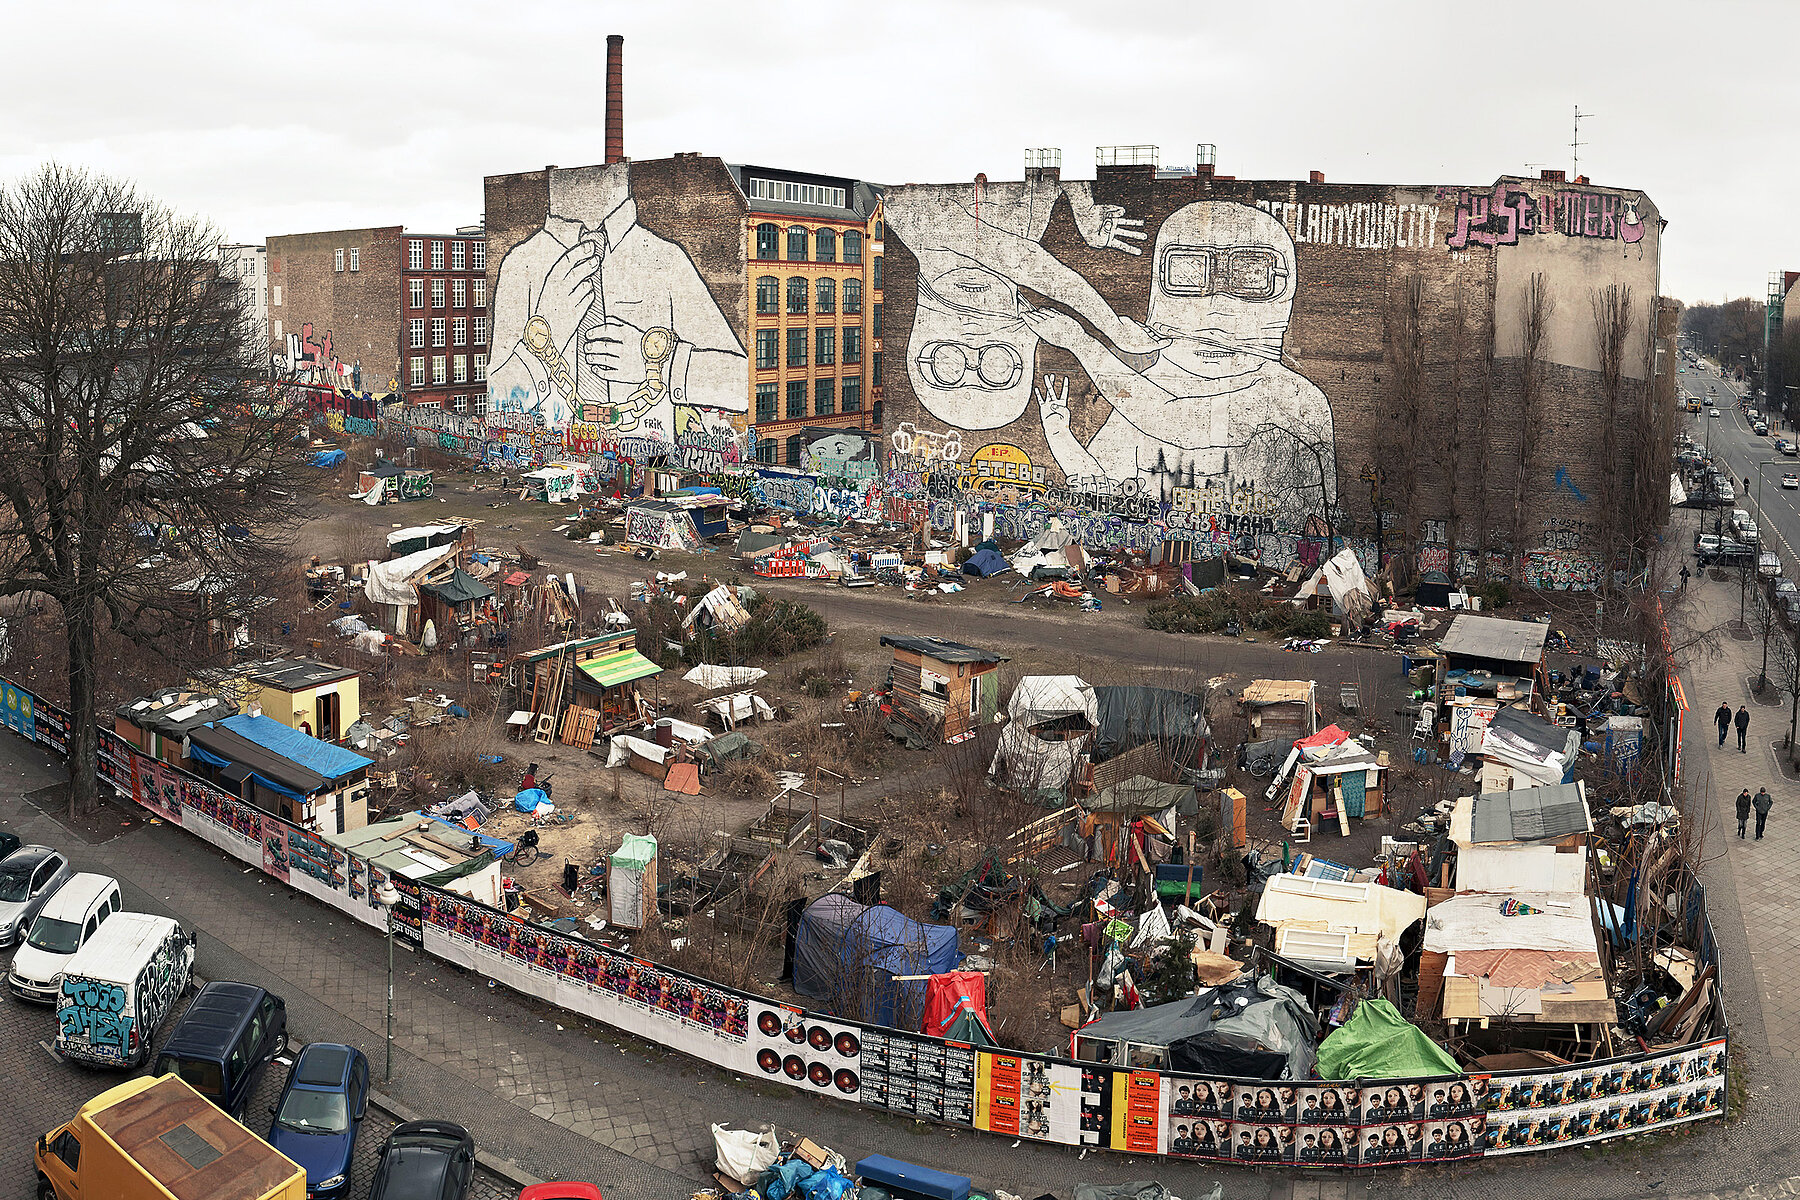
[1716,703,1733,746]
[1736,705,1751,752]
[1737,789,1754,838]
[1754,787,1774,839]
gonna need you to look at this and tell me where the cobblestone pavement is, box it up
[3,568,1800,1200]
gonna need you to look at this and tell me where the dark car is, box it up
[0,845,71,949]
[267,1042,369,1200]
[369,1121,476,1200]
[152,981,287,1118]
[0,829,19,862]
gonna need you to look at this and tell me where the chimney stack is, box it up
[1309,170,1325,184]
[605,35,625,165]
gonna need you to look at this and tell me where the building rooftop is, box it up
[116,689,238,738]
[1439,615,1551,665]
[880,634,1007,665]
[1468,782,1592,844]
[239,658,360,692]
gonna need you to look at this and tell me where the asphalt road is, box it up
[1680,357,1800,572]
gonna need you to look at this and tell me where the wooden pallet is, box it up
[560,705,601,748]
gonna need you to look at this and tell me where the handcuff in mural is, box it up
[523,314,585,416]
[614,325,676,432]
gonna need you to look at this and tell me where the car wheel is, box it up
[37,1178,56,1200]
[273,1030,287,1056]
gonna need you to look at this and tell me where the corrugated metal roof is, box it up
[880,634,1006,664]
[1439,615,1551,664]
[1470,783,1590,843]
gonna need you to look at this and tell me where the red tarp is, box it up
[1297,724,1351,751]
[921,970,993,1040]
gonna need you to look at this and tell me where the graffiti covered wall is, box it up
[880,170,1663,579]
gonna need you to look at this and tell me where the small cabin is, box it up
[227,658,362,743]
[880,634,1007,743]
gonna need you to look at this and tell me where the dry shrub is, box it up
[713,759,776,798]
[405,725,508,797]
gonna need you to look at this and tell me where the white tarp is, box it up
[606,734,671,768]
[1299,547,1375,620]
[1011,521,1074,575]
[991,674,1099,792]
[1421,892,1598,955]
[683,664,768,690]
[699,692,776,726]
[364,544,459,607]
[386,524,464,547]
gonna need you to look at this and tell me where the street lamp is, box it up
[374,880,400,1083]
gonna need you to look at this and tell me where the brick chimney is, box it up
[605,35,625,165]
[1309,170,1325,184]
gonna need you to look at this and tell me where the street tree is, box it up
[1749,586,1783,693]
[0,164,312,815]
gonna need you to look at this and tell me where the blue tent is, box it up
[311,449,347,468]
[962,547,1010,577]
[513,786,549,814]
[793,894,961,1027]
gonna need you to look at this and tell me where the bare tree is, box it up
[1769,628,1800,758]
[0,164,312,814]
[1591,284,1635,587]
[1512,272,1554,573]
[1246,416,1339,563]
[1749,586,1784,694]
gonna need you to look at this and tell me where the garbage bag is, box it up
[761,1159,815,1200]
[801,1166,853,1200]
[712,1124,779,1183]
[513,787,549,813]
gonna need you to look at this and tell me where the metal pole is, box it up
[385,907,395,1083]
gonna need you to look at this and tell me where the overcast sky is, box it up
[2,0,1780,304]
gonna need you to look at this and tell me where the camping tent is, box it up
[1072,975,1317,1079]
[1314,998,1459,1080]
[1297,548,1375,624]
[990,675,1098,792]
[962,547,1010,577]
[387,523,467,557]
[793,894,961,1027]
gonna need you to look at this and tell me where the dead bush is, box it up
[712,759,777,799]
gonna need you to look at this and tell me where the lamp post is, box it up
[374,880,400,1083]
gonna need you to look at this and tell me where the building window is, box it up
[409,279,424,308]
[844,326,862,364]
[272,318,282,339]
[787,226,808,261]
[785,379,806,419]
[786,327,807,367]
[349,247,359,272]
[844,278,862,315]
[431,355,447,385]
[471,388,488,416]
[334,248,344,272]
[873,350,882,385]
[843,230,862,264]
[409,318,425,349]
[472,277,486,307]
[872,256,882,291]
[410,356,426,387]
[431,279,445,307]
[472,240,486,270]
[473,352,487,381]
[453,316,467,346]
[451,241,465,271]
[453,279,466,308]
[430,241,444,270]
[814,377,835,415]
[755,223,778,260]
[842,376,862,412]
[757,438,777,465]
[816,327,835,366]
[408,240,423,270]
[272,285,281,307]
[786,276,808,315]
[873,302,882,337]
[756,329,778,370]
[816,278,835,314]
[473,316,488,344]
[453,354,468,383]
[452,394,468,414]
[815,228,836,263]
[755,382,778,422]
[431,318,446,347]
[756,276,779,315]
[874,219,884,241]
[872,399,882,426]
[748,178,846,208]
[786,433,803,466]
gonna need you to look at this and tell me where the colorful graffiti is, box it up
[1446,185,1648,251]
[58,978,132,1054]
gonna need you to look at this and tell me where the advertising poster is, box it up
[749,1002,862,1101]
[0,680,35,742]
[1111,1069,1163,1154]
[1484,1040,1726,1155]
[386,872,423,945]
[262,821,291,882]
[283,826,346,893]
[976,1052,1023,1135]
[862,1026,974,1125]
[1229,1120,1293,1163]
[31,695,69,756]
[138,758,185,825]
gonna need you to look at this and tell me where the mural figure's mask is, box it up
[909,264,1037,430]
[1146,202,1298,385]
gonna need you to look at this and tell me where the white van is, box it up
[8,873,122,1003]
[53,913,193,1068]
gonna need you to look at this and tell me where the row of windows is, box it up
[408,277,487,309]
[409,316,490,349]
[333,248,361,273]
[449,393,489,416]
[755,375,867,421]
[407,239,487,272]
[409,353,488,387]
[757,276,865,316]
[754,223,865,264]
[757,327,866,369]
[747,178,847,208]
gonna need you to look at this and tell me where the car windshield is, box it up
[0,863,33,903]
[276,1088,349,1134]
[26,916,82,954]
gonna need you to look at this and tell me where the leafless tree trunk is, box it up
[1475,287,1498,581]
[1444,283,1472,580]
[1512,273,1554,577]
[0,164,313,815]
[1591,284,1635,590]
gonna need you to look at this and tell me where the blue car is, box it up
[267,1042,370,1199]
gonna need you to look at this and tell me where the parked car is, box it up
[268,1042,370,1200]
[0,846,71,949]
[1785,474,1799,489]
[1775,578,1798,602]
[0,829,19,862]
[368,1121,476,1200]
[1756,422,1770,436]
[8,873,122,1003]
[53,913,193,1067]
[152,981,287,1118]
[1696,533,1722,556]
[1702,540,1757,567]
[1759,552,1781,578]
[1741,521,1761,544]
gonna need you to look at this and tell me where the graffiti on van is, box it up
[59,976,134,1059]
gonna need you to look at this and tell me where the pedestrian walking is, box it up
[1736,705,1751,752]
[1716,703,1733,746]
[1736,789,1753,838]
[1680,565,1691,590]
[1754,787,1774,840]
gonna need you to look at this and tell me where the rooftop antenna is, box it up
[1571,105,1594,178]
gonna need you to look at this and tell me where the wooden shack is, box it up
[512,632,661,746]
[1241,679,1319,743]
[880,634,1008,743]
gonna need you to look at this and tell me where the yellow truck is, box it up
[36,1074,305,1200]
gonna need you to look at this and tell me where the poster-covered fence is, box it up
[5,676,1726,1168]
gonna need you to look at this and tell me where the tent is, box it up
[1415,571,1453,608]
[1314,998,1459,1080]
[961,547,1010,577]
[1092,686,1210,764]
[387,523,467,557]
[793,894,961,1027]
[990,675,1098,792]
[921,969,992,1040]
[1072,975,1318,1079]
[624,500,703,551]
[1296,547,1375,624]
[310,449,346,468]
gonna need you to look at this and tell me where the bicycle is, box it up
[503,828,541,867]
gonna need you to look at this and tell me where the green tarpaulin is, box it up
[611,833,657,872]
[1315,998,1460,1080]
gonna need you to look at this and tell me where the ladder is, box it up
[532,639,573,744]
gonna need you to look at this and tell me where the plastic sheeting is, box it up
[794,894,961,1027]
[1093,686,1209,763]
[365,544,460,607]
[683,663,767,689]
[512,786,549,814]
[990,674,1099,792]
[1315,998,1460,1080]
[1076,975,1317,1079]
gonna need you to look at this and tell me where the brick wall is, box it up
[268,227,402,394]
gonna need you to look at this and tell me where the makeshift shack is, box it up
[624,499,703,550]
[1296,547,1376,625]
[114,689,237,768]
[1277,726,1387,833]
[363,543,464,637]
[682,585,753,638]
[1414,571,1454,609]
[1437,615,1551,705]
[186,713,372,833]
[1089,685,1211,789]
[793,894,961,1027]
[522,462,591,502]
[356,460,403,503]
[990,675,1098,793]
[224,658,362,742]
[961,547,1010,577]
[609,834,658,930]
[1476,704,1580,790]
[1255,874,1426,975]
[418,569,498,639]
[881,635,1007,744]
[326,812,509,909]
[1072,975,1317,1078]
[386,523,469,557]
[1421,891,1612,1031]
[1450,782,1592,897]
[510,632,661,745]
[1083,775,1194,865]
[1241,680,1319,743]
[666,493,732,540]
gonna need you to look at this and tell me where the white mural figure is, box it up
[1024,200,1336,503]
[885,179,1162,432]
[488,164,747,441]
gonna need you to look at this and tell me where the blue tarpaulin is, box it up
[961,547,1010,577]
[513,786,549,814]
[793,894,961,1027]
[218,714,372,781]
[311,449,347,468]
